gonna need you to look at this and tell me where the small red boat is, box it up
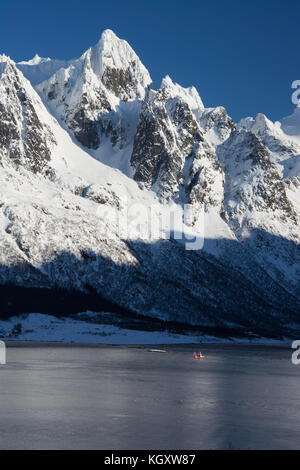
[193,352,205,360]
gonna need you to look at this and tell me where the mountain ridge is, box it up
[0,30,299,335]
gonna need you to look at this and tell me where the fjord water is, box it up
[0,344,298,450]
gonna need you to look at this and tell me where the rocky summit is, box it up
[0,30,299,336]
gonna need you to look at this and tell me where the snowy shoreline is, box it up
[4,340,291,347]
[0,313,292,347]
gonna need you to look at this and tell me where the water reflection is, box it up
[0,345,298,449]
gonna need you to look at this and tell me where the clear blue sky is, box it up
[0,0,299,122]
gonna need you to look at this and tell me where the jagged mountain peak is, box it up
[18,54,52,66]
[131,72,222,205]
[218,127,299,228]
[91,28,123,51]
[0,55,57,175]
[0,54,15,75]
[0,55,29,92]
[80,29,152,100]
[199,106,235,146]
[239,113,275,135]
[159,74,204,117]
[32,29,152,149]
[0,53,11,63]
[18,29,152,94]
[237,110,300,181]
[100,28,118,40]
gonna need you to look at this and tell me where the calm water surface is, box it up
[0,343,298,449]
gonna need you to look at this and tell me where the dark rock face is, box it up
[0,101,21,162]
[0,61,55,175]
[218,130,298,229]
[72,108,100,149]
[39,65,139,152]
[130,87,225,216]
[82,184,121,209]
[102,66,133,101]
[239,114,300,164]
[68,90,112,150]
[131,104,167,185]
[19,91,53,173]
[200,106,236,141]
[185,143,224,210]
[131,89,203,200]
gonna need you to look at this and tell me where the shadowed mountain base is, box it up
[0,232,299,339]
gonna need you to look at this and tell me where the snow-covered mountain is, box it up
[0,30,299,337]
